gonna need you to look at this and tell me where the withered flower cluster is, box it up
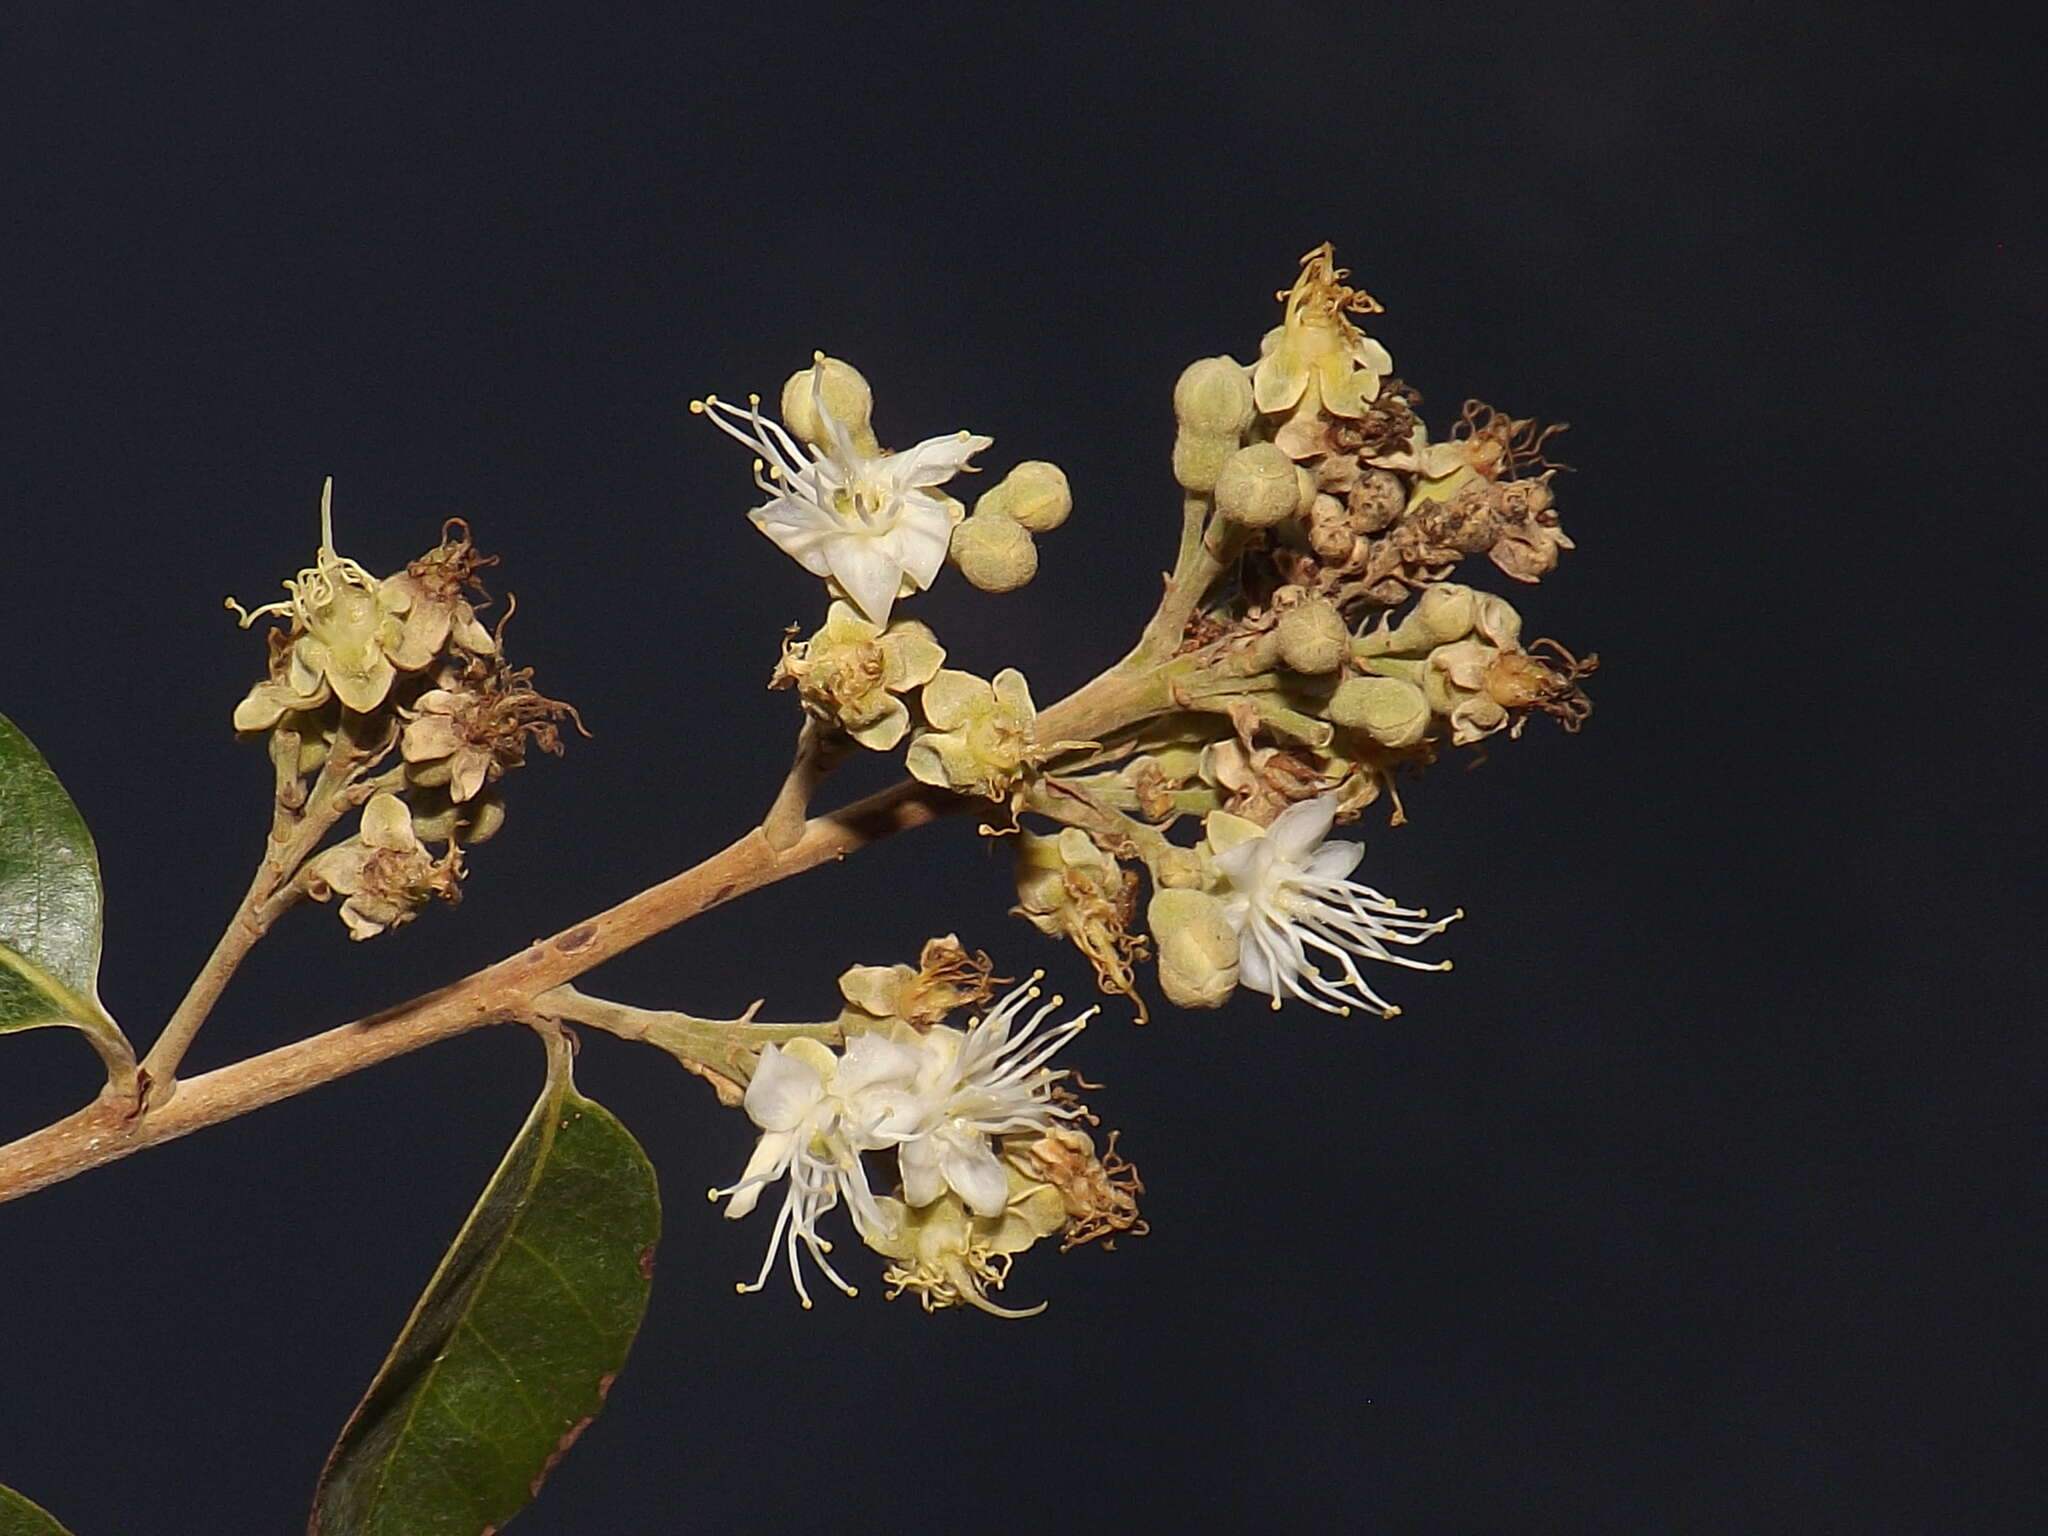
[226,486,579,939]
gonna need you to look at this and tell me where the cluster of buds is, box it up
[687,247,1596,1322]
[711,954,1142,1316]
[987,246,1595,1016]
[688,247,1595,1028]
[226,481,577,939]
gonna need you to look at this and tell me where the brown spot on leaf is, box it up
[638,1247,656,1281]
[530,1413,597,1498]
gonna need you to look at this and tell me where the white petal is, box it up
[888,431,990,489]
[899,1135,946,1208]
[1266,795,1338,865]
[1305,840,1365,881]
[744,1044,825,1132]
[849,1085,927,1145]
[940,1132,1010,1218]
[1212,835,1273,893]
[837,1032,924,1094]
[722,1129,793,1220]
[888,498,958,591]
[749,501,838,578]
[1238,933,1279,997]
[826,534,905,624]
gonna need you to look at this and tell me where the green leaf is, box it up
[310,1034,660,1535]
[0,1484,77,1536]
[0,715,127,1066]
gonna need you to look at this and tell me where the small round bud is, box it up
[1148,888,1240,1010]
[1414,583,1477,645]
[461,794,508,845]
[1213,441,1299,528]
[1172,429,1237,493]
[1328,676,1431,747]
[780,355,877,454]
[1172,356,1255,439]
[977,460,1071,533]
[1352,468,1406,532]
[949,511,1039,592]
[1276,598,1348,674]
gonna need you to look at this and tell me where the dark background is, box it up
[1,5,2037,1531]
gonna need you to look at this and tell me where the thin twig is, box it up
[760,716,848,852]
[137,735,377,1100]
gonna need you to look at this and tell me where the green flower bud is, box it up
[1148,888,1240,1010]
[1328,675,1431,747]
[779,354,879,456]
[977,460,1071,533]
[949,511,1039,593]
[1360,582,1480,657]
[1172,429,1237,493]
[1276,598,1348,674]
[1213,441,1299,528]
[1414,583,1477,644]
[1172,356,1255,439]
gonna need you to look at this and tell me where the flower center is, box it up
[831,469,900,533]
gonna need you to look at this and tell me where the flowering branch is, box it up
[0,244,1610,1536]
[0,650,1170,1206]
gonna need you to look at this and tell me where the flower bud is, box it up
[1172,429,1237,493]
[779,354,879,456]
[1213,441,1298,528]
[1148,888,1240,1009]
[411,789,507,845]
[1328,675,1431,747]
[1172,356,1255,439]
[1362,582,1480,656]
[948,511,1039,592]
[1276,598,1348,674]
[1414,583,1477,644]
[977,460,1071,533]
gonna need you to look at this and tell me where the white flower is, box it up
[708,1031,924,1308]
[710,978,1091,1305]
[897,979,1092,1218]
[1210,795,1460,1017]
[695,378,990,625]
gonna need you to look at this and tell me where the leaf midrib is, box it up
[355,1095,568,1525]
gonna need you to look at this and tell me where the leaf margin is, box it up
[0,712,132,1082]
[0,1481,79,1536]
[308,1030,660,1535]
